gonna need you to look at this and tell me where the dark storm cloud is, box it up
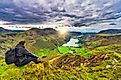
[0,0,121,24]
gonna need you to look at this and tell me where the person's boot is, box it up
[33,59,43,64]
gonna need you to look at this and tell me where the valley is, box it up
[0,28,121,80]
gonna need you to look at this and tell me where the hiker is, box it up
[14,41,42,67]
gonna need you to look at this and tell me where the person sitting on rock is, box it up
[14,41,42,67]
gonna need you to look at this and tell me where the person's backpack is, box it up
[5,48,16,64]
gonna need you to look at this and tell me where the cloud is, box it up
[0,0,121,24]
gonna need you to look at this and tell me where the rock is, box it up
[106,65,111,69]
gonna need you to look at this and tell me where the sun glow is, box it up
[58,27,68,37]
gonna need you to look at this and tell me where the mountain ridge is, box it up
[99,29,121,34]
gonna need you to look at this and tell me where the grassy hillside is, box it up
[0,28,67,58]
[0,30,121,80]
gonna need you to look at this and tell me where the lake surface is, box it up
[62,38,79,47]
[62,34,84,47]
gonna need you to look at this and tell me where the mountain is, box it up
[25,28,57,36]
[99,29,121,34]
[0,28,68,59]
[1,27,121,79]
[0,27,11,32]
[0,27,24,33]
[7,28,68,51]
[1,31,121,79]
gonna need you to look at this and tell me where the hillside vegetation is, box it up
[0,29,121,80]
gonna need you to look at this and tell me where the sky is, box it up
[0,0,121,32]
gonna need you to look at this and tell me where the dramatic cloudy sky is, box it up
[0,0,121,31]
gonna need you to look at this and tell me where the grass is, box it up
[58,46,92,58]
[0,44,121,80]
[58,46,71,54]
[1,32,121,79]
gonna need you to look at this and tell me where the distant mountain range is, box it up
[99,29,121,34]
[0,27,24,33]
[1,26,121,35]
[0,27,11,32]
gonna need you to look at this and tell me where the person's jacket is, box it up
[15,44,38,62]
